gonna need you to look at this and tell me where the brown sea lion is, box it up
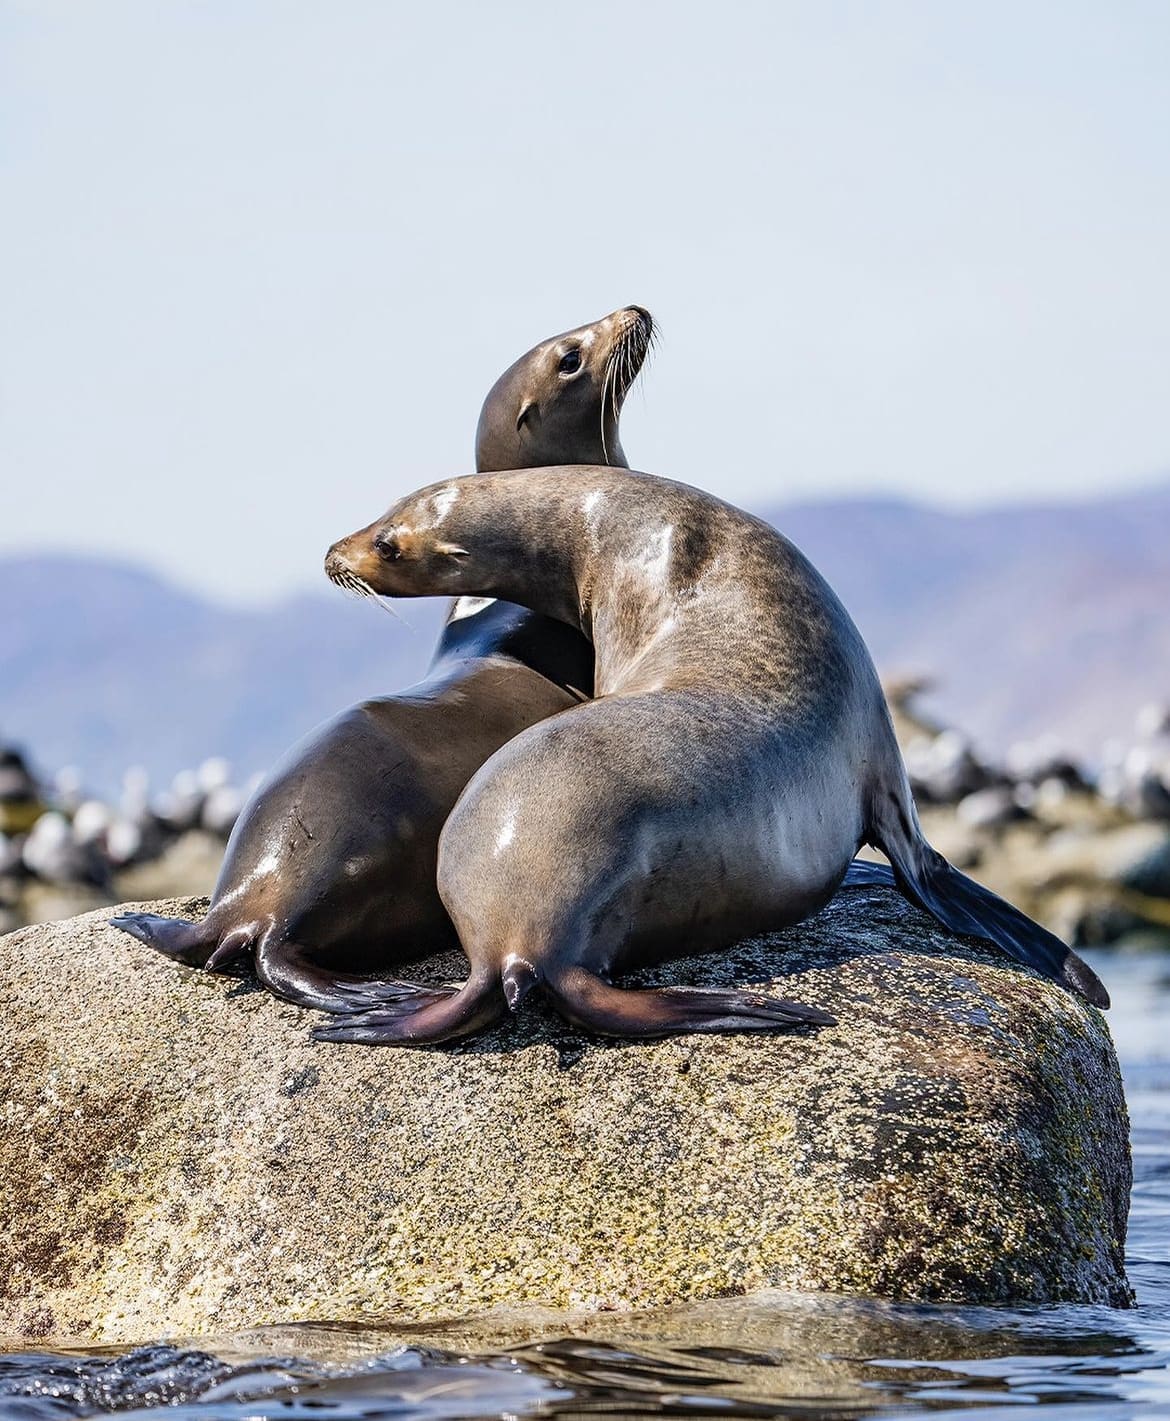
[110,307,654,1010]
[315,465,1109,1045]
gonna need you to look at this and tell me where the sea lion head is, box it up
[474,305,654,473]
[325,481,476,601]
[325,473,582,624]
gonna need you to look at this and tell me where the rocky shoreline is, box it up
[5,686,1169,948]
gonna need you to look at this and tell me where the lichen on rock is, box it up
[0,882,1131,1345]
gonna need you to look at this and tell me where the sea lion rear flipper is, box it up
[869,794,1110,1009]
[311,972,504,1047]
[109,911,218,967]
[544,966,835,1039]
[255,935,462,1016]
[841,859,897,889]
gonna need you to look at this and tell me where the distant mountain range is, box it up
[773,480,1170,759]
[0,560,445,799]
[3,480,1167,797]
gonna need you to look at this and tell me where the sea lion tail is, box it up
[109,910,235,969]
[862,785,1110,1009]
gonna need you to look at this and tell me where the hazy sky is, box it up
[3,1,1168,601]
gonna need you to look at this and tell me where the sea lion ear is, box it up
[435,541,469,558]
[516,401,537,432]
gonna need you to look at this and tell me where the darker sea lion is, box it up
[316,465,1109,1045]
[111,307,654,1010]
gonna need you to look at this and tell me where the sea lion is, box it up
[315,465,1109,1045]
[111,307,654,1010]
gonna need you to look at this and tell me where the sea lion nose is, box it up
[324,547,350,584]
[626,305,653,332]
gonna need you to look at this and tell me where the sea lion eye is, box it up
[373,533,400,561]
[558,348,581,375]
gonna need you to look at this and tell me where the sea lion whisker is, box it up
[621,338,634,404]
[600,351,615,464]
[349,572,408,625]
[368,596,409,626]
[625,326,646,393]
[329,567,406,624]
[631,327,655,388]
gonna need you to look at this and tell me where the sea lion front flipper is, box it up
[544,966,835,1039]
[109,911,218,967]
[311,972,504,1047]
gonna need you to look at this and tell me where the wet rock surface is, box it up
[0,885,1131,1345]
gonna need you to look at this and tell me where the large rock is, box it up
[0,886,1131,1344]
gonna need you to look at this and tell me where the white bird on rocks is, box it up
[22,811,109,887]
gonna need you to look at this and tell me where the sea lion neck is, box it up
[450,468,690,684]
[474,385,628,474]
[477,470,596,633]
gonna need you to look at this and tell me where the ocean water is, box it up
[2,946,1168,1421]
